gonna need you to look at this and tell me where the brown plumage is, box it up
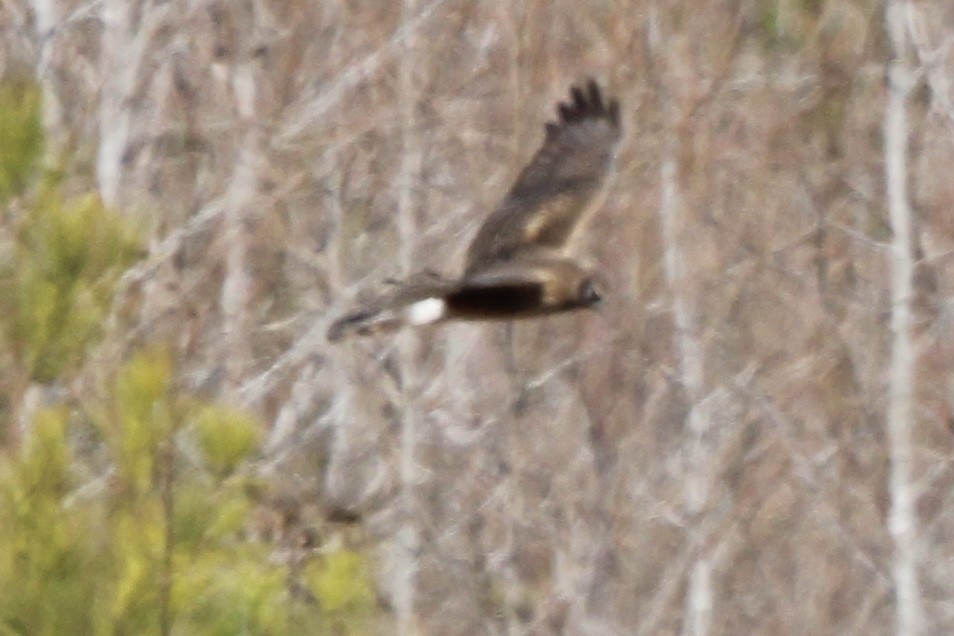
[327,79,621,342]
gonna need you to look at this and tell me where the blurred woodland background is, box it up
[2,0,954,634]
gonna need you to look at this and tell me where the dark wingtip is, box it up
[587,78,604,109]
[552,79,620,129]
[571,86,587,110]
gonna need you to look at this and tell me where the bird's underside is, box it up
[326,257,601,341]
[327,79,621,342]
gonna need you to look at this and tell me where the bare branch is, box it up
[884,2,924,633]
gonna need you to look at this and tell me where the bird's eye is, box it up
[580,279,603,305]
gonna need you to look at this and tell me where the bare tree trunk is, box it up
[221,143,256,391]
[395,2,424,632]
[25,0,64,157]
[650,3,714,633]
[96,0,130,207]
[884,2,923,634]
[660,148,713,636]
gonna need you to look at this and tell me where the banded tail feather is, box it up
[327,295,448,342]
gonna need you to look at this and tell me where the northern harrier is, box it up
[327,80,621,342]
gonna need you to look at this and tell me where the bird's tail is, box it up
[326,306,404,342]
[326,282,452,342]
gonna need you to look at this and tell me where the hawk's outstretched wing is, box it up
[464,80,621,275]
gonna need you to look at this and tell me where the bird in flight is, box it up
[327,79,621,342]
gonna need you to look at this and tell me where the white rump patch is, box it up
[405,297,446,326]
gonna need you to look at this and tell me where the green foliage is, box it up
[107,503,167,634]
[0,408,100,635]
[173,551,292,635]
[110,348,177,497]
[0,78,376,633]
[0,351,379,634]
[308,549,376,621]
[194,405,262,478]
[2,191,141,382]
[0,81,43,202]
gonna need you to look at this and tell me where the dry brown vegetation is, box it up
[4,0,954,633]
